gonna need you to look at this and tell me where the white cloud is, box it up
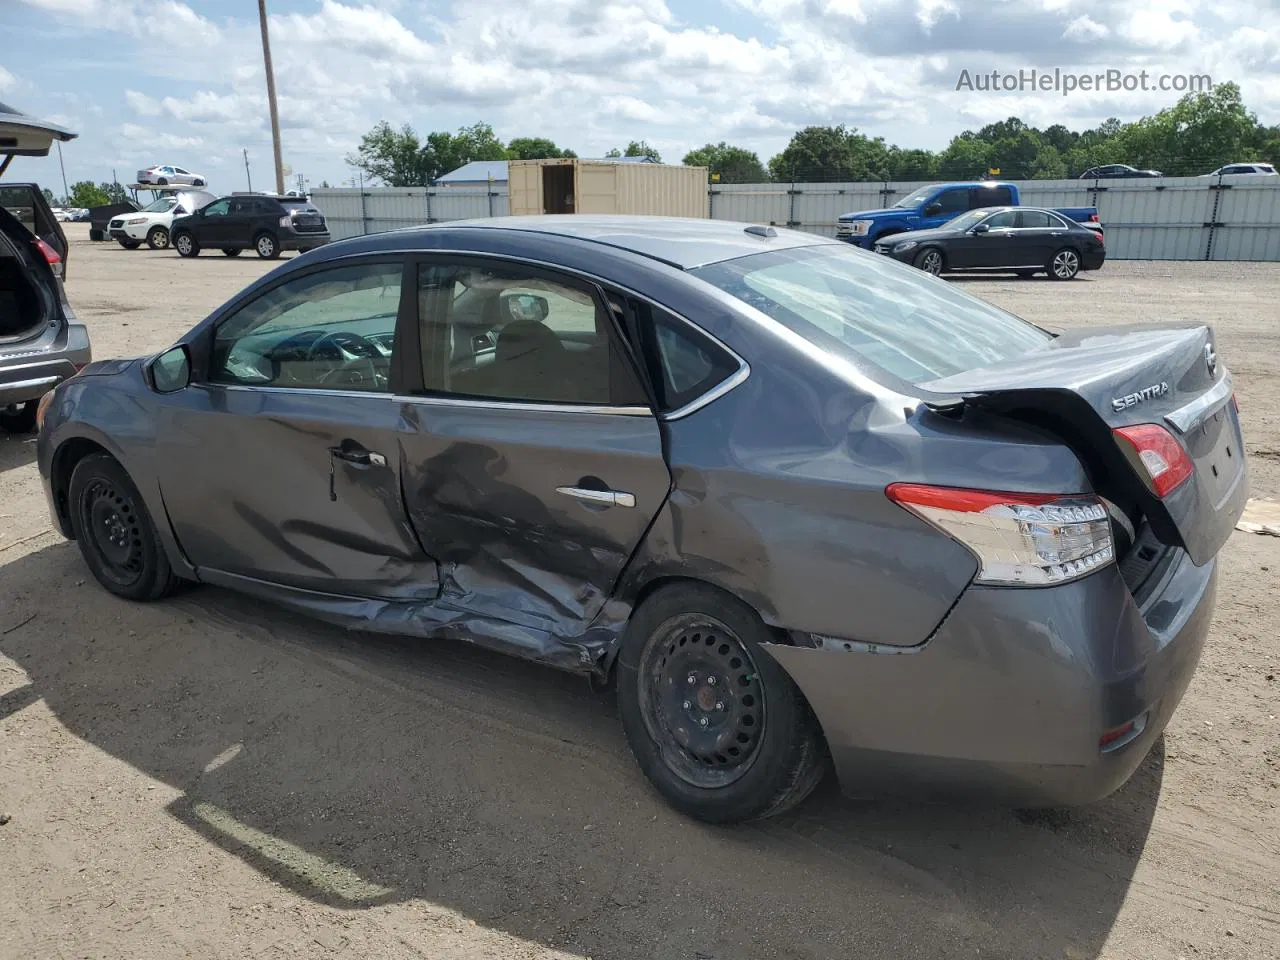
[124,90,161,116]
[0,66,16,95]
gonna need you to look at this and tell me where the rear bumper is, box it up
[282,231,330,250]
[0,324,92,406]
[765,548,1215,807]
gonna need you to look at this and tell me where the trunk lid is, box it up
[918,322,1247,566]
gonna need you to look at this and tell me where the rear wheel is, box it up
[146,226,169,250]
[118,238,140,250]
[67,453,180,602]
[914,247,944,276]
[254,232,280,259]
[89,228,104,241]
[193,178,205,187]
[1049,248,1080,280]
[157,177,169,186]
[174,231,199,257]
[222,248,242,257]
[617,583,827,823]
[0,400,38,434]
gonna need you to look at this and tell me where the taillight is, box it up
[1113,424,1194,497]
[885,484,1114,586]
[34,237,63,279]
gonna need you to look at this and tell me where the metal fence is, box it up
[312,175,1280,261]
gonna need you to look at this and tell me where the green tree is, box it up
[67,181,110,207]
[607,140,662,162]
[507,137,576,160]
[767,125,890,181]
[347,121,428,186]
[41,187,56,206]
[420,122,509,181]
[99,181,128,204]
[682,142,766,182]
[884,147,937,181]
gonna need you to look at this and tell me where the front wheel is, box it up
[1049,248,1080,280]
[146,226,169,250]
[222,248,242,257]
[118,238,141,250]
[617,583,828,823]
[914,247,944,276]
[174,231,199,257]
[67,453,180,602]
[254,232,280,259]
[0,400,38,434]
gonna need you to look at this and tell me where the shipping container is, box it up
[508,158,709,217]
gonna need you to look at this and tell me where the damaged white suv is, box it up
[108,189,217,250]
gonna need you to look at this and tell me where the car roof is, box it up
[358,215,837,269]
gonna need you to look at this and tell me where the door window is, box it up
[933,189,969,215]
[416,262,645,406]
[209,260,403,392]
[202,199,231,217]
[1015,210,1052,228]
[228,198,255,216]
[982,210,1018,228]
[971,187,1012,207]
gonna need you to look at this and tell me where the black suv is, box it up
[170,194,330,259]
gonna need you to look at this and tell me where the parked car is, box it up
[170,193,329,259]
[136,164,206,187]
[89,201,139,241]
[69,207,91,222]
[52,206,71,222]
[1079,164,1163,179]
[875,206,1106,279]
[37,216,1246,823]
[1202,163,1277,177]
[0,104,91,434]
[836,181,1100,249]
[108,189,217,250]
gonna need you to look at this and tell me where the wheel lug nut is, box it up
[682,700,691,710]
[716,701,724,711]
[707,676,717,686]
[687,675,696,684]
[699,717,709,727]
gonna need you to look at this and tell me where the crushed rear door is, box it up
[919,322,1247,566]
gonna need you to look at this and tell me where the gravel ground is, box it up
[1,225,1277,960]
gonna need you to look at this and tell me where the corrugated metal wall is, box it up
[312,175,1280,260]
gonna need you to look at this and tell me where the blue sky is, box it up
[2,0,1276,194]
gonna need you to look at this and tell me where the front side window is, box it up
[933,189,969,214]
[416,262,642,406]
[690,244,1052,386]
[202,199,231,217]
[210,261,403,392]
[983,210,1018,228]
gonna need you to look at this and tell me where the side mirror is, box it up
[924,202,942,216]
[148,345,190,393]
[972,222,990,234]
[501,292,549,323]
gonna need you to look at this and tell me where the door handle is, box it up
[329,445,386,466]
[556,486,635,508]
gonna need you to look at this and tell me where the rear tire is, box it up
[174,231,199,257]
[254,232,280,259]
[146,226,170,250]
[118,238,140,250]
[157,177,169,186]
[617,583,828,823]
[914,247,944,276]
[193,179,205,187]
[0,400,38,434]
[222,248,242,257]
[1049,247,1080,280]
[89,228,104,241]
[67,453,180,602]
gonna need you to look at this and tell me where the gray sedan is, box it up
[36,216,1247,823]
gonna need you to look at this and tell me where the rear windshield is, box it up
[690,244,1052,384]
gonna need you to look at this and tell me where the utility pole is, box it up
[243,148,253,192]
[56,141,69,200]
[257,0,285,195]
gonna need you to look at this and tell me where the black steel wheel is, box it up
[67,453,180,601]
[617,583,828,823]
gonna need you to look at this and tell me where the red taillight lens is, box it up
[34,238,63,279]
[1113,423,1194,497]
[885,484,1114,586]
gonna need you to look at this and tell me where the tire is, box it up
[118,238,141,250]
[0,400,38,434]
[221,248,242,257]
[174,231,199,257]
[193,179,205,187]
[67,453,180,602]
[913,247,944,276]
[1049,247,1081,280]
[254,232,280,259]
[157,177,169,186]
[89,228,104,241]
[146,226,170,250]
[617,583,828,824]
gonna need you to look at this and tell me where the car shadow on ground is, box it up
[1,541,1164,960]
[0,432,37,475]
[947,273,1096,283]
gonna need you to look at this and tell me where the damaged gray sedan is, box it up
[37,216,1247,823]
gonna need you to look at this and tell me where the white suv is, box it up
[1203,163,1277,177]
[107,189,217,250]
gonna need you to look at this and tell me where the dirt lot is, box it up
[2,225,1278,960]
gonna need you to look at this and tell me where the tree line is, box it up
[46,181,130,208]
[349,83,1279,186]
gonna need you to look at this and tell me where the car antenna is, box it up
[744,224,777,238]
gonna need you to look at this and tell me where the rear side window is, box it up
[972,187,1012,206]
[641,306,739,412]
[1016,210,1052,228]
[691,244,1052,386]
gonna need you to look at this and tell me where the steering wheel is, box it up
[308,331,388,389]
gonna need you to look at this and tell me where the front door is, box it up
[951,209,1018,267]
[396,256,672,640]
[157,256,440,600]
[920,187,969,229]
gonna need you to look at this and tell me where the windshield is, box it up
[141,197,176,213]
[892,186,937,208]
[690,245,1052,385]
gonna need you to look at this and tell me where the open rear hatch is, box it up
[919,322,1247,567]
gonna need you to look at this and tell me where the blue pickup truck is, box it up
[836,182,1099,248]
